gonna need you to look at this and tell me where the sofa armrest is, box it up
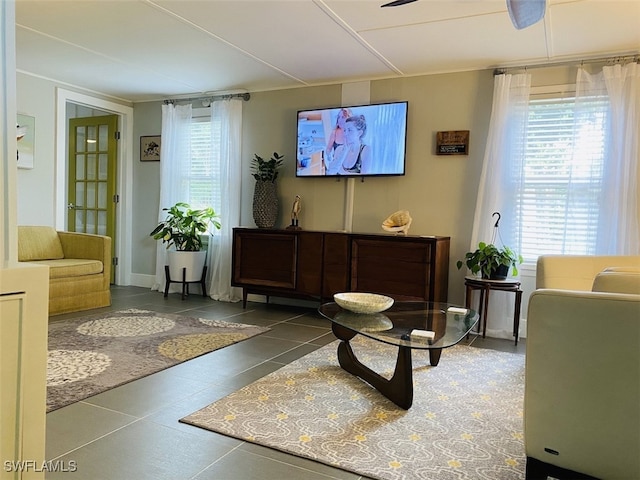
[57,231,111,286]
[525,289,640,478]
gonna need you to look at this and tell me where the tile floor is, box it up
[45,286,525,480]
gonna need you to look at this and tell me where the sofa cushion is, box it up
[18,226,65,261]
[29,259,104,279]
[592,269,640,295]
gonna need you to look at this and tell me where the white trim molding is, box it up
[55,88,134,285]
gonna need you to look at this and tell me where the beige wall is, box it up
[14,68,501,305]
[19,63,634,306]
[240,71,493,303]
[15,74,58,226]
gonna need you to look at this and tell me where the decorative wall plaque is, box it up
[436,130,469,155]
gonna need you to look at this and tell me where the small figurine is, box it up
[287,195,302,230]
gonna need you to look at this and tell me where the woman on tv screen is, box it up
[326,115,372,175]
[325,108,352,161]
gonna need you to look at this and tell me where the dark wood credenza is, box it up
[232,228,450,307]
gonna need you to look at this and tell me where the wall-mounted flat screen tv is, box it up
[296,101,408,177]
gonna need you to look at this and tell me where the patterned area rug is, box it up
[47,308,269,412]
[181,336,525,480]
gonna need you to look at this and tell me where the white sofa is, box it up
[525,255,640,479]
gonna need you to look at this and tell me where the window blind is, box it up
[515,94,609,262]
[184,116,222,214]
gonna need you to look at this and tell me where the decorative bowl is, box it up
[333,292,394,314]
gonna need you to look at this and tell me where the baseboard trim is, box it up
[129,273,155,289]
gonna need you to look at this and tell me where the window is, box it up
[183,112,222,214]
[514,89,609,262]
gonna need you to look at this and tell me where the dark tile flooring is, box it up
[45,286,525,480]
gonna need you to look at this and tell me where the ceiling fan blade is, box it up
[507,0,546,29]
[381,0,418,7]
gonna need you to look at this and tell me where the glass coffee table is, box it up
[318,301,479,409]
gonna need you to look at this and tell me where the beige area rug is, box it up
[47,308,269,412]
[181,336,525,480]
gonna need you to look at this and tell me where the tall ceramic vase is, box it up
[253,180,278,228]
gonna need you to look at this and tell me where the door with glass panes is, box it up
[67,115,118,282]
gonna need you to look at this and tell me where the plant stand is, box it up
[464,276,522,345]
[164,265,207,300]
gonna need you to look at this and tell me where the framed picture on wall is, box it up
[17,113,35,169]
[140,135,161,161]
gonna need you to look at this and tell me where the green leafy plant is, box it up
[149,202,221,251]
[456,242,523,279]
[251,152,284,182]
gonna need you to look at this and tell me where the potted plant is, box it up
[251,152,284,228]
[456,242,523,280]
[251,152,284,182]
[150,202,221,282]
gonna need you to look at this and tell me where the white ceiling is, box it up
[15,0,640,103]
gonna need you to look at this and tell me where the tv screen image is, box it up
[296,101,408,177]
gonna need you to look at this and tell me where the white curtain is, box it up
[469,73,531,339]
[583,63,640,254]
[152,103,192,291]
[471,73,531,251]
[469,74,531,338]
[206,99,243,302]
[471,63,640,338]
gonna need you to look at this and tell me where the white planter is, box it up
[167,250,207,283]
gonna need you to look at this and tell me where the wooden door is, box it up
[67,115,118,282]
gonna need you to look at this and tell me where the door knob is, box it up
[67,203,75,210]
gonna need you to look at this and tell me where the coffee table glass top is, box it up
[319,301,479,350]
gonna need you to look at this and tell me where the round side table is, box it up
[464,276,522,345]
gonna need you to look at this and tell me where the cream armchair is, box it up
[525,255,640,479]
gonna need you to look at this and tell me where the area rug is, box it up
[47,308,269,412]
[181,336,525,480]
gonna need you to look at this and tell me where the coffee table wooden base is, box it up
[332,323,442,410]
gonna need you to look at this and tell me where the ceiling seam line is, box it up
[15,24,204,91]
[312,0,404,76]
[16,69,134,105]
[356,10,511,34]
[143,0,309,86]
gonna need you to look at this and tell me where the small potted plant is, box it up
[251,152,284,182]
[456,242,523,280]
[150,202,221,282]
[251,152,284,228]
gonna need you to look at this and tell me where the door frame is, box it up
[55,88,133,286]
